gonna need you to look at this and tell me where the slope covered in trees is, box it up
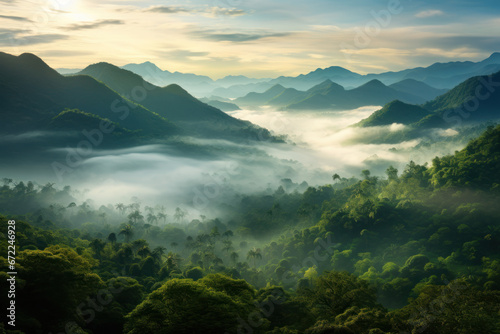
[358,71,500,130]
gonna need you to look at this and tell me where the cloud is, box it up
[144,6,190,14]
[191,30,292,42]
[63,19,124,31]
[0,32,68,46]
[156,49,210,59]
[415,10,445,18]
[207,7,246,17]
[0,14,31,22]
[38,50,94,57]
[142,5,246,17]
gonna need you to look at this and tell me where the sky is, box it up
[1,0,500,78]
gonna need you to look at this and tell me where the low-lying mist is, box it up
[1,106,471,221]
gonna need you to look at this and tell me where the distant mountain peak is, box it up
[360,79,386,88]
[307,79,344,93]
[484,52,500,62]
[267,84,286,91]
[122,61,170,75]
[85,62,117,70]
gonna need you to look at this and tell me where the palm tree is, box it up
[157,212,167,224]
[152,246,166,262]
[119,224,133,243]
[174,207,186,223]
[230,251,239,264]
[247,247,262,267]
[222,240,233,253]
[332,173,341,183]
[146,213,158,225]
[128,210,144,224]
[115,203,126,215]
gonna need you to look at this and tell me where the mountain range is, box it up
[265,52,500,92]
[0,52,178,137]
[356,70,500,131]
[0,52,277,146]
[58,53,500,100]
[233,78,445,110]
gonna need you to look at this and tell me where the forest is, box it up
[1,124,500,334]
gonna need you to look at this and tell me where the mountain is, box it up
[428,124,500,190]
[286,79,423,110]
[355,100,433,127]
[389,79,448,102]
[267,87,308,106]
[356,70,500,131]
[268,66,363,91]
[121,61,219,97]
[214,75,271,88]
[363,52,500,89]
[215,52,500,99]
[211,82,275,99]
[424,71,500,119]
[78,62,274,141]
[234,84,287,106]
[0,52,178,137]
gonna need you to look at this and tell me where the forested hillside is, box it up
[1,125,500,333]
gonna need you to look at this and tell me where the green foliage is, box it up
[124,277,260,334]
[302,271,379,320]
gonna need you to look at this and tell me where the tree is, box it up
[115,203,126,215]
[15,246,102,333]
[303,271,378,319]
[124,277,258,334]
[230,251,239,264]
[333,173,341,183]
[137,246,151,259]
[90,238,106,260]
[361,170,371,180]
[146,213,157,225]
[247,247,263,267]
[107,232,117,244]
[152,246,166,261]
[174,207,186,223]
[157,212,167,223]
[394,279,500,334]
[385,166,398,181]
[128,210,144,224]
[119,224,134,243]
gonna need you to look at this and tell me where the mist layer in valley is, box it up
[0,103,475,223]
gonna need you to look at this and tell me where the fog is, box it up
[1,106,470,219]
[228,106,465,176]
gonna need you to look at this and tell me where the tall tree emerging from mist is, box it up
[247,247,262,267]
[115,203,126,215]
[119,224,134,243]
[174,207,186,223]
